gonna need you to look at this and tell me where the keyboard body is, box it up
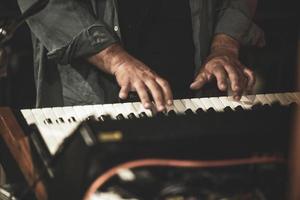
[19,92,300,156]
[1,92,299,200]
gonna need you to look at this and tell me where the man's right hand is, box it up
[88,44,173,112]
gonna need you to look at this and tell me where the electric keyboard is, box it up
[19,92,300,156]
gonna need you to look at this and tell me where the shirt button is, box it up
[114,26,119,32]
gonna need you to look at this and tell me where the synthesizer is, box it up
[19,92,300,156]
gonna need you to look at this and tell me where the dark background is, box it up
[0,0,299,108]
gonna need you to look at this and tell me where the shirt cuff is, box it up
[214,8,265,47]
[47,24,120,64]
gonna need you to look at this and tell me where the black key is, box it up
[139,112,148,118]
[252,103,263,110]
[235,106,244,112]
[262,104,272,110]
[168,110,177,117]
[67,117,76,123]
[271,101,281,107]
[156,112,166,117]
[116,114,125,120]
[128,113,137,119]
[44,118,53,124]
[207,107,215,113]
[56,117,65,123]
[185,109,194,115]
[196,108,204,114]
[86,115,96,121]
[100,115,112,121]
[224,106,233,112]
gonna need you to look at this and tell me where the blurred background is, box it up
[0,0,299,109]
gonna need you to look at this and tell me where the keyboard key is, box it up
[200,98,214,111]
[132,102,152,117]
[191,98,207,112]
[209,97,225,112]
[173,100,186,114]
[181,99,197,113]
[219,97,235,110]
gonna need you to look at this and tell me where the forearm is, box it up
[87,43,129,75]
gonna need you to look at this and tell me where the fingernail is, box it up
[158,105,165,112]
[220,83,227,90]
[167,100,173,106]
[144,103,151,109]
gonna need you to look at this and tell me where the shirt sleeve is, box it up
[18,0,120,64]
[214,0,265,47]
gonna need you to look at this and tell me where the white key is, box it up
[256,94,272,105]
[191,98,207,111]
[181,99,197,113]
[294,92,300,101]
[41,108,58,125]
[166,104,178,114]
[209,97,225,112]
[239,96,255,110]
[73,106,89,121]
[113,103,130,119]
[173,100,186,113]
[63,106,79,123]
[123,103,139,117]
[48,107,77,140]
[227,97,245,109]
[31,109,63,150]
[286,92,300,104]
[132,102,152,117]
[274,93,291,106]
[102,104,118,119]
[200,98,215,110]
[35,124,61,155]
[52,107,70,124]
[31,108,48,125]
[219,96,235,110]
[265,94,279,105]
[83,105,98,117]
[92,105,105,119]
[20,109,36,125]
[244,95,264,105]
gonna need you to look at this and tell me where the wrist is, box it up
[210,34,240,57]
[88,43,127,75]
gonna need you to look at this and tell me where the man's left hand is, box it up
[190,34,255,100]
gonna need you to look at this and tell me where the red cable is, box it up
[83,156,284,200]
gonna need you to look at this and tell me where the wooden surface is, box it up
[0,107,47,200]
[289,39,300,200]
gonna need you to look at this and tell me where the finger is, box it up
[243,67,256,91]
[145,79,165,112]
[211,65,228,91]
[156,78,173,106]
[223,63,241,93]
[134,82,151,109]
[190,71,210,90]
[119,84,130,99]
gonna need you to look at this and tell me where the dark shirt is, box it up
[17,0,265,107]
[118,0,195,98]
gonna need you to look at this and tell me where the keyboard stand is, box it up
[0,107,47,200]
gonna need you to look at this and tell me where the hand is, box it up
[88,44,173,111]
[190,34,255,100]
